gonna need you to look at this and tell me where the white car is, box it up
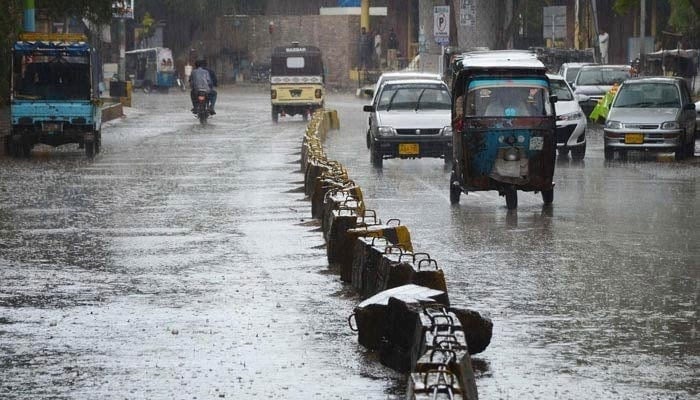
[548,74,587,159]
[364,71,443,148]
[363,79,452,168]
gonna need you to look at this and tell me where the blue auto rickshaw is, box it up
[449,51,557,209]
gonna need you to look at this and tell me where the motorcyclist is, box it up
[189,60,216,115]
[201,59,218,113]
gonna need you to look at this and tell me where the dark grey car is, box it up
[603,77,696,160]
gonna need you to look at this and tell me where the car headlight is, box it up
[441,126,452,136]
[606,120,622,129]
[557,111,584,121]
[377,126,396,136]
[661,121,680,130]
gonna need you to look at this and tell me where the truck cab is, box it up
[9,32,102,158]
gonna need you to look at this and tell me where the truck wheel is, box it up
[505,188,518,210]
[449,174,461,205]
[85,139,95,158]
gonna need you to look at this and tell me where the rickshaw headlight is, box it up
[661,121,679,130]
[377,126,396,136]
[271,89,277,99]
[315,89,322,99]
[441,126,453,136]
[606,120,622,129]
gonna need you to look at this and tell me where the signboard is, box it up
[434,6,450,45]
[460,0,476,27]
[112,0,134,19]
[543,6,566,40]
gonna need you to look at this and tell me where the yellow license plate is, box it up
[398,143,419,155]
[624,133,644,144]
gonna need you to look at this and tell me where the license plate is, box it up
[42,122,62,132]
[398,143,419,155]
[624,133,644,144]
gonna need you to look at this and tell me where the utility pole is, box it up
[640,0,646,56]
[119,19,126,81]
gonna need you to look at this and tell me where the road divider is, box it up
[300,109,491,400]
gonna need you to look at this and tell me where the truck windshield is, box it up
[13,54,91,100]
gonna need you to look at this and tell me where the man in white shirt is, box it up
[599,30,610,64]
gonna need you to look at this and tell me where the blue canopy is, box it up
[13,41,91,56]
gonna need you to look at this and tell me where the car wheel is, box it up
[604,146,614,161]
[675,143,685,161]
[685,135,695,157]
[365,130,371,149]
[504,188,517,210]
[541,189,554,204]
[370,142,383,168]
[557,147,569,158]
[571,143,586,160]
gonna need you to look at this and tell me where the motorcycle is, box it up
[194,91,211,124]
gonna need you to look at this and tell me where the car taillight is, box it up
[315,89,322,99]
[271,89,277,99]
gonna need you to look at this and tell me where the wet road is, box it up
[325,95,699,399]
[0,86,698,399]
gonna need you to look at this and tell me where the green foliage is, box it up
[613,0,640,15]
[668,0,700,47]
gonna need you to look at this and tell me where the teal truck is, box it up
[9,32,102,158]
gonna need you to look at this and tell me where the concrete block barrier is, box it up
[348,284,446,351]
[299,109,487,399]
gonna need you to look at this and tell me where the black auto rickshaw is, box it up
[270,43,325,122]
[449,51,557,209]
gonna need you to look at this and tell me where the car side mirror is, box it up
[683,103,695,111]
[549,95,558,104]
[363,104,375,112]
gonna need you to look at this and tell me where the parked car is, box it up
[604,77,696,160]
[558,62,594,86]
[572,64,632,116]
[696,99,700,139]
[364,71,443,148]
[363,79,453,167]
[548,74,587,159]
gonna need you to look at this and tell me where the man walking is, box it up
[599,29,609,64]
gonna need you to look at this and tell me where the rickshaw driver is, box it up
[484,87,531,117]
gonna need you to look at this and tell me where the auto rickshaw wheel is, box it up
[504,188,518,210]
[95,131,102,154]
[541,189,554,204]
[271,107,279,123]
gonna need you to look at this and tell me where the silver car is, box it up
[572,64,632,116]
[604,77,696,160]
[363,79,452,168]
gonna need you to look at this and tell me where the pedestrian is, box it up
[599,29,609,64]
[358,27,371,70]
[374,29,382,69]
[387,28,399,70]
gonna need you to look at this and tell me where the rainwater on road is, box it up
[0,86,698,399]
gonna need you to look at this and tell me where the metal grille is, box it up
[396,129,440,136]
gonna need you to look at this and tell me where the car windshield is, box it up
[464,77,552,117]
[549,79,574,101]
[377,83,451,111]
[576,68,630,86]
[612,82,680,108]
[565,67,582,83]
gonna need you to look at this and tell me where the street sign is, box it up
[543,6,566,40]
[434,6,450,45]
[112,0,134,19]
